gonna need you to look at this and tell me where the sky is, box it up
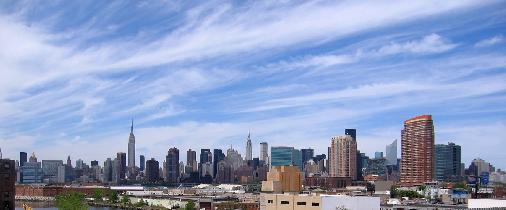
[0,0,505,169]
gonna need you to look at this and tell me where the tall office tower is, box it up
[66,156,72,167]
[435,142,462,182]
[29,152,37,163]
[0,159,15,210]
[246,132,252,161]
[166,148,180,183]
[140,155,145,171]
[128,120,136,170]
[260,142,269,165]
[76,159,84,169]
[91,160,99,167]
[145,158,159,182]
[301,148,314,167]
[57,165,72,184]
[468,158,493,176]
[356,150,363,181]
[20,152,27,166]
[330,135,357,180]
[374,152,384,159]
[270,146,302,169]
[226,147,245,170]
[213,149,225,178]
[345,129,357,141]
[200,149,212,164]
[117,152,127,179]
[327,147,331,173]
[386,139,397,166]
[42,160,63,183]
[187,149,197,172]
[400,114,435,186]
[103,158,113,183]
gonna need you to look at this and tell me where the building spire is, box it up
[131,118,134,133]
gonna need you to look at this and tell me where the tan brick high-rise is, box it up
[329,135,357,180]
[400,115,435,186]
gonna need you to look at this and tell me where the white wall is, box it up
[321,195,380,210]
[469,199,506,208]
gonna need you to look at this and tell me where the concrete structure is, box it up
[260,194,380,210]
[246,131,252,161]
[128,120,136,174]
[262,166,303,193]
[329,135,357,180]
[385,139,397,166]
[400,115,435,186]
[166,147,179,183]
[468,199,506,208]
[0,159,16,210]
[435,142,461,182]
[260,142,269,165]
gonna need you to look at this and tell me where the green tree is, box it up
[185,200,196,210]
[121,196,131,205]
[93,189,104,202]
[55,192,88,210]
[108,191,119,203]
[454,182,467,189]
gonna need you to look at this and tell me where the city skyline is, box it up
[0,1,505,169]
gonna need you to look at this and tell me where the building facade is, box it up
[213,149,225,178]
[271,146,302,169]
[385,139,397,166]
[435,142,462,182]
[400,114,435,186]
[0,159,15,210]
[166,147,180,183]
[329,135,357,180]
[145,158,159,182]
[42,160,63,183]
[187,149,197,173]
[128,120,136,174]
[260,142,269,165]
[246,132,252,161]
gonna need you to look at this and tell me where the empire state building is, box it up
[128,120,135,170]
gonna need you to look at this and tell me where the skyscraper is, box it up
[187,149,197,172]
[103,158,113,183]
[128,120,136,170]
[213,149,225,178]
[145,158,159,182]
[386,139,397,166]
[0,159,15,210]
[260,142,269,165]
[271,146,294,166]
[435,142,461,182]
[374,152,384,159]
[42,160,63,183]
[117,152,127,179]
[400,115,435,186]
[29,152,37,163]
[66,156,72,167]
[200,149,212,164]
[301,148,314,167]
[345,129,356,141]
[20,152,27,167]
[140,155,145,171]
[166,148,179,183]
[329,135,357,180]
[246,131,252,161]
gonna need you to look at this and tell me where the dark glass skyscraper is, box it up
[20,152,27,167]
[117,152,127,179]
[435,142,461,182]
[140,155,145,171]
[145,158,159,182]
[213,149,225,178]
[345,129,357,141]
[166,148,179,183]
[200,149,212,164]
[301,148,314,169]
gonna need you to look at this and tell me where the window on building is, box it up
[297,202,306,205]
[312,202,320,206]
[267,200,273,204]
[281,201,289,204]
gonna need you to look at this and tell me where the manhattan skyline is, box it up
[0,1,505,169]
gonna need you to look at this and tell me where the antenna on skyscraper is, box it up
[131,118,134,133]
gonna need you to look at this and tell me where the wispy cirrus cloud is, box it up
[475,35,504,47]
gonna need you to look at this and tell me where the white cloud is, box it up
[475,35,504,47]
[374,33,458,55]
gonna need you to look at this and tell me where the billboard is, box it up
[481,172,490,185]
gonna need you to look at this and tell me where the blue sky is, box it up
[0,0,505,169]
